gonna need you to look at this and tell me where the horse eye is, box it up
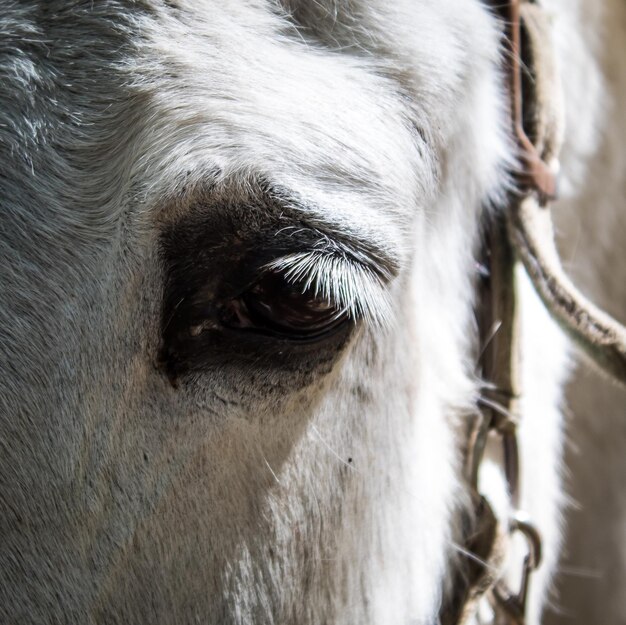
[220,270,350,341]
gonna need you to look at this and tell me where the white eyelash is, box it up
[264,250,393,328]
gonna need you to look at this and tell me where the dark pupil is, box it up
[221,271,348,339]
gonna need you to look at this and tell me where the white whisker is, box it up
[262,456,281,485]
[448,541,499,574]
[310,425,357,472]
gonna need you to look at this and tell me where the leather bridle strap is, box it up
[500,0,626,383]
[441,1,626,623]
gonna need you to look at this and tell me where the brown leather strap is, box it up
[504,0,626,382]
[440,2,554,623]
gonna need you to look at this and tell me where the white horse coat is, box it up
[0,1,623,624]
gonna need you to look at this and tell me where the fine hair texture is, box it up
[0,1,622,624]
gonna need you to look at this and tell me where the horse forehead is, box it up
[1,1,499,239]
[138,3,490,182]
[126,5,438,223]
[117,0,499,238]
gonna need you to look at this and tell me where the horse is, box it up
[1,1,623,624]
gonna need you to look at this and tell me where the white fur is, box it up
[0,2,620,624]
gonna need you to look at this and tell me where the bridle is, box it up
[441,1,626,623]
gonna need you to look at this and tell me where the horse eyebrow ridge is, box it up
[247,183,401,328]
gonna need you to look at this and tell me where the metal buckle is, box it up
[492,414,543,625]
[466,397,543,625]
[493,513,543,624]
